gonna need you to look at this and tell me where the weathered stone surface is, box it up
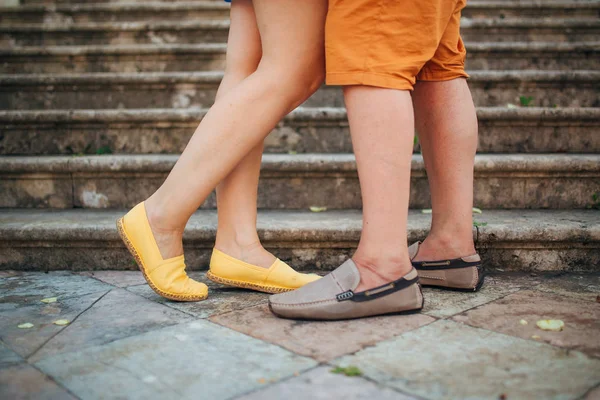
[463,1,600,19]
[237,366,417,400]
[3,18,598,47]
[0,44,227,74]
[210,304,435,362]
[2,153,599,209]
[0,271,112,307]
[452,289,600,357]
[585,385,600,400]
[2,107,598,155]
[128,281,268,319]
[2,71,598,110]
[30,288,192,362]
[0,291,107,358]
[1,209,598,272]
[534,274,600,303]
[335,320,600,400]
[79,270,146,287]
[476,210,600,273]
[0,364,77,400]
[0,340,22,368]
[0,2,230,24]
[1,42,596,74]
[422,274,542,318]
[461,18,600,43]
[3,1,596,23]
[35,320,317,400]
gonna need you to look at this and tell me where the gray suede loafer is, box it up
[409,242,485,291]
[268,259,423,320]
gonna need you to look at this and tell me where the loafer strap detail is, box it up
[412,258,481,271]
[336,275,419,303]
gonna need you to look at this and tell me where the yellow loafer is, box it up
[206,249,321,294]
[117,202,208,302]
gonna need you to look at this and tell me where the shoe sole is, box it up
[268,302,424,321]
[420,272,486,292]
[206,270,295,294]
[116,218,207,302]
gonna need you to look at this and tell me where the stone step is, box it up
[0,208,597,272]
[1,1,597,23]
[1,153,598,209]
[0,2,231,23]
[2,70,597,110]
[1,42,598,73]
[3,18,599,46]
[2,107,598,155]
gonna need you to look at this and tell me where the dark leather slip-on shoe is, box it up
[268,259,423,321]
[409,242,485,292]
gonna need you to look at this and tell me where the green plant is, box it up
[519,96,534,107]
[473,221,488,227]
[95,146,113,155]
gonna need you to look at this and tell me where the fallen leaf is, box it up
[53,319,70,326]
[531,335,541,340]
[257,378,266,384]
[331,366,363,377]
[507,103,517,109]
[18,323,34,329]
[421,209,433,214]
[519,319,528,326]
[472,207,483,214]
[596,295,599,303]
[41,297,57,304]
[309,206,327,213]
[288,150,298,155]
[536,319,564,332]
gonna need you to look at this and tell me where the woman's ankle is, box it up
[214,231,275,268]
[415,233,476,261]
[352,248,413,291]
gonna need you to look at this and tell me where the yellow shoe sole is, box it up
[117,218,208,302]
[206,270,294,294]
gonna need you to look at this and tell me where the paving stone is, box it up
[533,274,600,303]
[35,320,317,400]
[127,282,268,319]
[0,291,107,358]
[237,366,416,400]
[585,385,600,400]
[0,364,76,400]
[335,320,600,400]
[30,288,193,363]
[0,271,113,309]
[80,270,147,287]
[210,304,435,362]
[0,270,18,279]
[0,340,22,368]
[422,274,541,318]
[452,289,600,358]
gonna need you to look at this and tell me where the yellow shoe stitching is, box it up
[206,270,293,294]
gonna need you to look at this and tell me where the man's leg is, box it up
[343,86,415,292]
[411,78,478,261]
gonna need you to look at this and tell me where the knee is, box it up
[260,59,325,107]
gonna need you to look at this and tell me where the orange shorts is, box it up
[325,0,469,90]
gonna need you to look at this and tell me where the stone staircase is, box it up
[0,0,598,272]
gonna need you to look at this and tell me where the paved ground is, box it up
[1,270,599,400]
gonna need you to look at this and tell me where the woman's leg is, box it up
[144,0,326,259]
[411,78,478,260]
[344,86,415,292]
[211,0,275,268]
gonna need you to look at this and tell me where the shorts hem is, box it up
[417,69,469,82]
[326,72,414,91]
